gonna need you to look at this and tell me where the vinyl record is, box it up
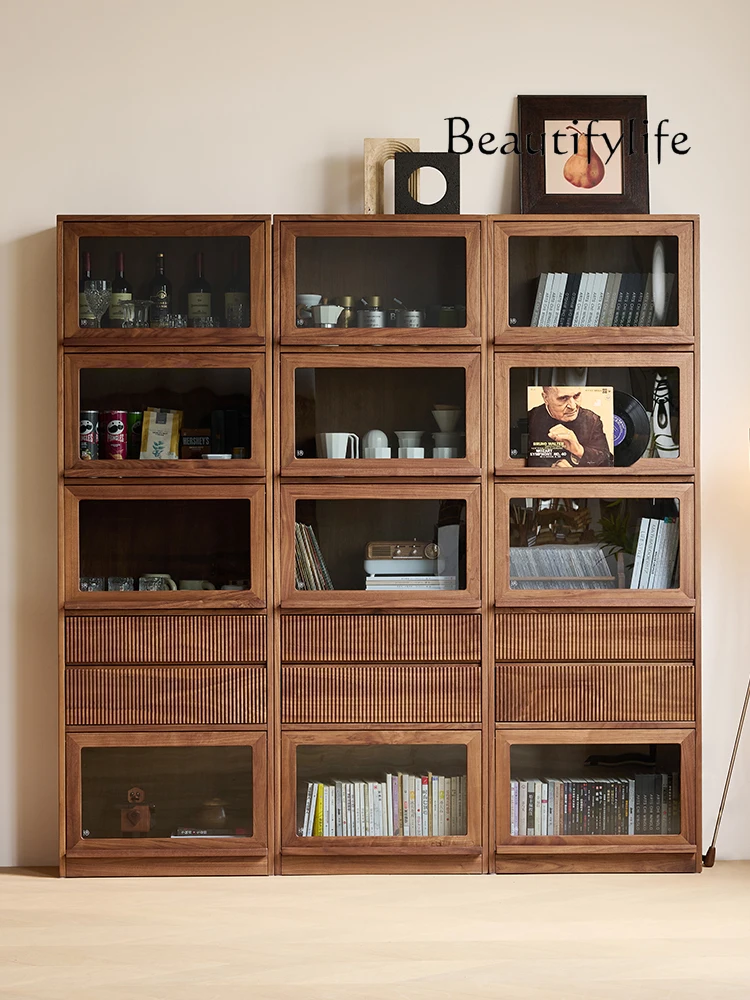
[613,391,650,466]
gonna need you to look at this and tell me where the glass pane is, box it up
[295,367,466,459]
[296,744,467,837]
[79,368,252,461]
[80,745,253,839]
[508,236,679,328]
[295,237,467,329]
[509,743,680,836]
[78,498,251,592]
[295,498,467,591]
[508,368,680,464]
[78,236,251,328]
[508,496,680,590]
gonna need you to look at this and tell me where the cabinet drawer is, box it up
[495,612,694,662]
[65,614,266,665]
[282,663,481,724]
[66,666,266,726]
[496,662,695,723]
[281,614,481,663]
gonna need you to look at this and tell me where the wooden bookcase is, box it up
[57,213,700,876]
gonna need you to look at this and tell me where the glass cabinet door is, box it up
[280,353,481,474]
[66,732,267,856]
[65,353,265,475]
[277,219,482,345]
[282,732,481,848]
[495,484,694,606]
[64,484,265,608]
[495,730,695,844]
[495,352,693,475]
[61,218,268,344]
[281,484,481,608]
[493,220,695,344]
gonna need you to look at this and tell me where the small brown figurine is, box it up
[120,786,154,837]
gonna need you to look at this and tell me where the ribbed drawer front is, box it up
[65,666,266,725]
[282,663,481,724]
[65,614,266,665]
[496,612,695,662]
[281,614,481,663]
[496,662,695,723]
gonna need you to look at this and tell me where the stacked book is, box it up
[509,543,615,590]
[529,271,676,328]
[510,774,680,836]
[630,517,679,589]
[300,773,467,837]
[365,575,456,591]
[295,522,333,590]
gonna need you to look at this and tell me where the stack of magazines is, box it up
[295,522,333,590]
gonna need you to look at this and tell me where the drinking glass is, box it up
[131,300,152,327]
[119,301,135,328]
[83,280,112,328]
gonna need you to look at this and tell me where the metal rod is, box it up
[703,672,750,867]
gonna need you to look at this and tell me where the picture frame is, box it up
[518,95,649,214]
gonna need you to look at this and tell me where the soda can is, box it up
[127,411,143,459]
[80,410,98,460]
[103,410,127,460]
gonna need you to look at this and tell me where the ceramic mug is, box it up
[221,584,244,591]
[178,580,216,590]
[363,447,391,459]
[398,447,425,459]
[432,447,458,459]
[79,576,105,592]
[107,576,134,591]
[316,432,359,459]
[139,573,177,591]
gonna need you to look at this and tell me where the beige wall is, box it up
[1,0,748,865]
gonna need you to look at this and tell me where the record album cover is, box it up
[527,386,614,468]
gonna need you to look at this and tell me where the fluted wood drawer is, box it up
[496,662,695,723]
[496,612,694,662]
[65,614,266,665]
[65,666,266,725]
[282,663,481,724]
[281,614,481,663]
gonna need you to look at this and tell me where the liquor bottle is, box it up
[148,252,171,327]
[79,251,95,327]
[224,251,250,327]
[108,251,133,328]
[187,252,212,322]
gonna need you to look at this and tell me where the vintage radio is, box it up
[364,539,439,576]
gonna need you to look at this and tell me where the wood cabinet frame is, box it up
[65,730,267,858]
[495,727,697,864]
[493,351,695,476]
[275,216,483,346]
[494,481,695,607]
[63,483,266,609]
[279,482,482,609]
[59,216,270,346]
[280,729,482,856]
[279,350,482,476]
[63,351,266,477]
[491,216,696,345]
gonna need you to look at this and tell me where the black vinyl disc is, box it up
[613,391,650,466]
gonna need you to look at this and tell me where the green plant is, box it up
[596,500,638,556]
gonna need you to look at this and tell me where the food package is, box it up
[139,407,183,460]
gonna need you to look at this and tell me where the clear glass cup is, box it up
[83,280,112,328]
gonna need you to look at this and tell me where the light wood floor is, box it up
[1,864,750,999]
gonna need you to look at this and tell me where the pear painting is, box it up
[563,125,605,189]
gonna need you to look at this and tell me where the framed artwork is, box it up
[518,95,649,214]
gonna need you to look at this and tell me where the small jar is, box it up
[357,295,385,328]
[335,295,357,328]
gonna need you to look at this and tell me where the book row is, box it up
[509,543,615,590]
[300,774,468,838]
[530,272,676,328]
[294,522,333,591]
[510,774,681,837]
[630,518,679,589]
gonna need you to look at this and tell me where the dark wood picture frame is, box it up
[518,96,649,214]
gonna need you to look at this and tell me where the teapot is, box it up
[310,303,344,328]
